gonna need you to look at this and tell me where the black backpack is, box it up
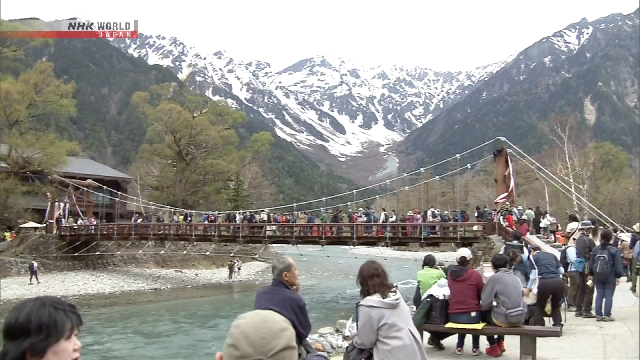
[560,245,574,272]
[504,241,524,254]
[592,246,612,282]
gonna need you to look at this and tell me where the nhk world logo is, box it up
[0,19,138,39]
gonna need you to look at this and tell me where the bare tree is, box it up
[533,168,550,212]
[544,112,591,216]
[240,162,276,209]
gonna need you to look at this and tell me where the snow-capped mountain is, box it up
[112,36,512,160]
[400,9,640,170]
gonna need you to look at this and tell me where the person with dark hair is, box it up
[1,296,83,360]
[574,221,597,318]
[500,231,530,273]
[481,254,527,356]
[568,214,580,223]
[515,216,530,237]
[507,249,529,285]
[533,206,543,235]
[412,254,445,306]
[447,248,486,356]
[28,259,40,285]
[611,228,620,249]
[352,260,428,360]
[525,245,565,328]
[589,229,624,321]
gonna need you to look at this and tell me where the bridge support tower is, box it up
[492,138,515,205]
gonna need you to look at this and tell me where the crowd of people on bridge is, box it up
[57,205,501,239]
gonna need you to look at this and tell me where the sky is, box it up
[1,0,638,71]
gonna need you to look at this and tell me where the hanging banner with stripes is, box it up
[494,152,515,204]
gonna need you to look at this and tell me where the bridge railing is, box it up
[496,222,560,258]
[57,222,492,240]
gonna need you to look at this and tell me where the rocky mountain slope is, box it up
[112,37,512,161]
[399,9,640,169]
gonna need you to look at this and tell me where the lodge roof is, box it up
[0,144,131,180]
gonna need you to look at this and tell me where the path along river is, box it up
[77,246,426,360]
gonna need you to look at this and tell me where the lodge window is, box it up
[90,187,112,204]
[18,174,46,183]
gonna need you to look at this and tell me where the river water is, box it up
[79,246,422,360]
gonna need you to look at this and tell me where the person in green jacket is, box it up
[413,254,446,306]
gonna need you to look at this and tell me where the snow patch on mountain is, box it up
[112,35,512,160]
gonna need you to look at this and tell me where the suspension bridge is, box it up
[36,137,625,258]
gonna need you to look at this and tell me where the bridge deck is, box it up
[57,222,492,246]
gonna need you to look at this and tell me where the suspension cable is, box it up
[63,138,498,216]
[456,154,461,242]
[508,150,621,231]
[57,156,492,240]
[503,139,626,231]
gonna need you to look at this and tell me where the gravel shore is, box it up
[344,246,459,262]
[0,261,270,303]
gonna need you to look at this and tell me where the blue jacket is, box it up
[255,279,312,345]
[630,234,638,254]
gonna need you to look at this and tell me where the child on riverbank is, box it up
[227,260,235,281]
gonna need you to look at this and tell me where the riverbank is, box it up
[345,246,459,262]
[0,261,270,305]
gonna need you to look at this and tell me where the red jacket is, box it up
[517,223,530,235]
[505,214,515,229]
[447,266,484,314]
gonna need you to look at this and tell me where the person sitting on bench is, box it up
[480,254,527,357]
[413,254,446,307]
[447,248,487,356]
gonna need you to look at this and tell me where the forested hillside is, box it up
[0,19,364,209]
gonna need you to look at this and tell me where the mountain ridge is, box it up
[112,36,513,163]
[398,8,640,170]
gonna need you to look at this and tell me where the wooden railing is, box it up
[57,222,492,244]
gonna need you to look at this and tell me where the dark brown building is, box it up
[0,146,132,223]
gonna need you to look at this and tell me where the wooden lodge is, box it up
[0,145,132,223]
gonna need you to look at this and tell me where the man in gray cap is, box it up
[216,310,328,360]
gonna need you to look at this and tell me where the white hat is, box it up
[456,247,473,261]
[517,206,523,210]
[633,223,640,232]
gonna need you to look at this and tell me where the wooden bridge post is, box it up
[46,199,56,234]
[492,138,514,204]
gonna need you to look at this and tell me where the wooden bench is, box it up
[421,324,562,360]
